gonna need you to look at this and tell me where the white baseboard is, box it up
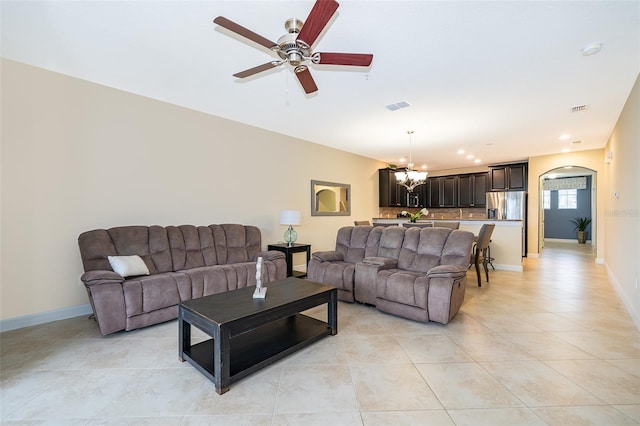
[527,252,540,258]
[0,304,93,333]
[492,263,523,272]
[544,238,592,243]
[604,262,640,331]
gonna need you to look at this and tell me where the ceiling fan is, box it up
[213,0,373,94]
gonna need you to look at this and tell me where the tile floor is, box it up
[1,241,639,425]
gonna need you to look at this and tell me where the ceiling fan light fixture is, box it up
[213,0,373,94]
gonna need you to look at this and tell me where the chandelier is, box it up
[395,130,428,192]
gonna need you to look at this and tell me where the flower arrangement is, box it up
[402,208,429,223]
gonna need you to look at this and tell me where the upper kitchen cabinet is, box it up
[458,172,488,207]
[379,168,407,207]
[489,163,528,191]
[427,176,458,208]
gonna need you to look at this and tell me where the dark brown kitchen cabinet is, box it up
[489,163,527,191]
[458,173,488,207]
[379,168,407,207]
[427,176,457,208]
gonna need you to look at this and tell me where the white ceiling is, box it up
[2,1,639,170]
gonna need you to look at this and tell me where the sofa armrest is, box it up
[255,250,285,262]
[81,270,125,286]
[427,264,468,280]
[312,251,344,262]
[80,270,126,335]
[361,256,398,269]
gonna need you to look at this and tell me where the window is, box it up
[543,190,551,210]
[558,189,577,209]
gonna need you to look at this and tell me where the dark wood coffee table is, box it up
[178,277,337,394]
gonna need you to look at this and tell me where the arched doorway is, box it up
[538,166,596,251]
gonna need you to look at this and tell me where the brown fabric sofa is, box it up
[308,225,474,324]
[78,224,286,335]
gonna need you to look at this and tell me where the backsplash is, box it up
[378,207,487,220]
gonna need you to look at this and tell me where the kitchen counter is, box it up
[371,218,524,271]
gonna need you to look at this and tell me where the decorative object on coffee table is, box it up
[280,210,301,246]
[253,256,267,299]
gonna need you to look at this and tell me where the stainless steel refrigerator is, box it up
[486,191,527,256]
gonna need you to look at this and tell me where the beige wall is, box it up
[0,59,385,320]
[602,73,639,325]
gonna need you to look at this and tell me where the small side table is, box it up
[267,243,311,278]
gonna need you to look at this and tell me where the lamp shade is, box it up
[279,210,301,226]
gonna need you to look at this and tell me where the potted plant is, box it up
[570,217,592,244]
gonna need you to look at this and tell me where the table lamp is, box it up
[279,210,301,247]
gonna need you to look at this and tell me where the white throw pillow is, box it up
[108,255,150,277]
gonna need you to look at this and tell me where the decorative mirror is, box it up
[311,180,351,216]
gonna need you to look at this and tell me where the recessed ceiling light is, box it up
[466,154,474,159]
[559,134,571,141]
[572,140,582,144]
[562,148,570,153]
[457,149,465,155]
[421,165,428,170]
[581,42,603,56]
[474,159,481,164]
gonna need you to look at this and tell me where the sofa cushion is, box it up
[182,262,259,299]
[122,273,183,317]
[212,224,262,265]
[376,269,429,308]
[376,226,405,259]
[336,226,373,263]
[398,227,451,273]
[167,225,212,271]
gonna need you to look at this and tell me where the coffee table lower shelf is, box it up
[182,313,329,388]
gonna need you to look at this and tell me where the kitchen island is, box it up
[371,218,524,271]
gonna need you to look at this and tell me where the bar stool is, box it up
[470,223,495,287]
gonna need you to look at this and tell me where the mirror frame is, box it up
[311,180,351,216]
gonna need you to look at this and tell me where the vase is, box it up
[576,231,587,244]
[410,218,416,223]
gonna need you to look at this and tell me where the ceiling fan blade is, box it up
[213,16,278,50]
[233,62,279,78]
[313,52,373,66]
[296,0,339,47]
[295,67,319,94]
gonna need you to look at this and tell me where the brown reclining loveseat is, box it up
[78,224,286,335]
[308,225,474,324]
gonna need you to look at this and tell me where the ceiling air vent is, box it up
[385,100,411,111]
[571,104,588,112]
